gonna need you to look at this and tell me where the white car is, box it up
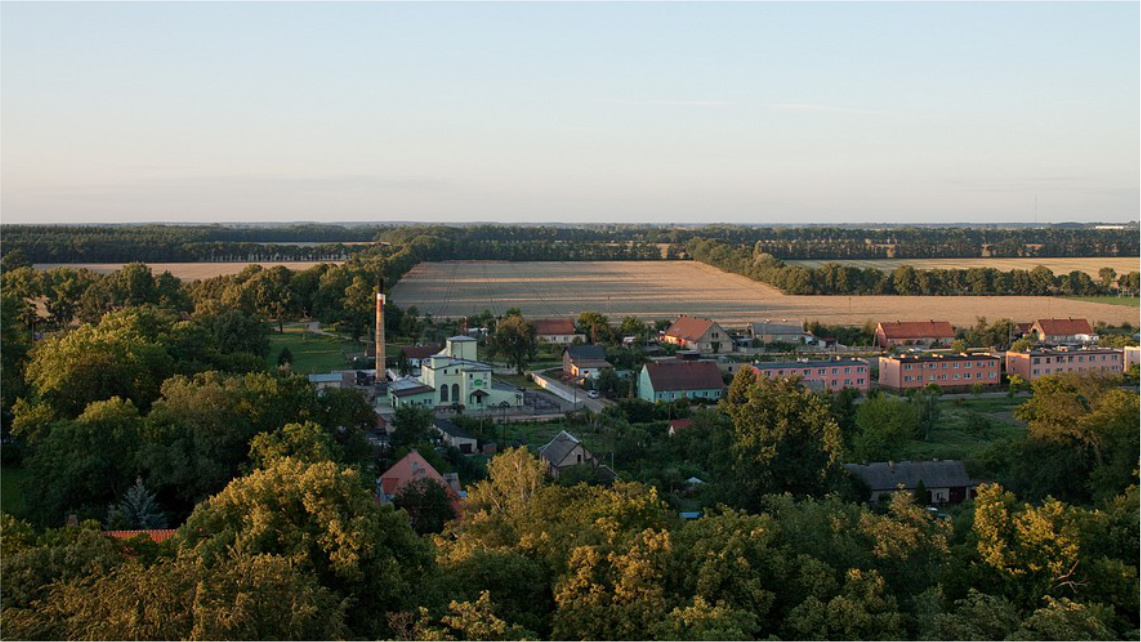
[587,390,600,399]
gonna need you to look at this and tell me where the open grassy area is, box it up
[2,467,27,517]
[266,326,363,374]
[1062,296,1140,308]
[898,396,1026,462]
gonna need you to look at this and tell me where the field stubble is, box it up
[392,261,1140,326]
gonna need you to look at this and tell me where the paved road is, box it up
[528,372,611,413]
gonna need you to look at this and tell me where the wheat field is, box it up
[392,261,1140,326]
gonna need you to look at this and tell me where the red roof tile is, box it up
[877,321,955,340]
[645,361,725,392]
[379,450,454,497]
[664,316,718,342]
[1034,318,1093,336]
[103,529,178,544]
[668,419,696,431]
[534,318,576,335]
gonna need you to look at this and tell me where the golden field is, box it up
[784,257,1139,275]
[33,262,341,280]
[391,261,1140,326]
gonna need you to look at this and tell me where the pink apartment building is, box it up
[1005,347,1123,382]
[879,353,1002,391]
[748,360,870,393]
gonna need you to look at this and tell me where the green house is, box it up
[638,361,726,403]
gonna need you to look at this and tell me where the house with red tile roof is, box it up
[662,316,731,353]
[377,450,462,513]
[638,360,726,402]
[874,320,956,349]
[533,318,584,345]
[1030,318,1096,344]
[667,418,695,437]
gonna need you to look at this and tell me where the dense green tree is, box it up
[180,457,431,637]
[491,314,537,374]
[390,405,435,452]
[722,370,844,505]
[394,477,456,535]
[105,477,167,530]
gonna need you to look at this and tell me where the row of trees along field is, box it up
[3,222,1137,263]
[3,245,1139,638]
[687,238,1141,296]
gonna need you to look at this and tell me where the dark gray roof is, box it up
[844,460,972,491]
[565,344,607,362]
[537,430,584,468]
[749,322,805,335]
[434,418,474,441]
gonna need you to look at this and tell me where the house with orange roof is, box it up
[1030,318,1096,345]
[874,320,956,349]
[662,316,732,354]
[103,529,178,544]
[376,450,462,513]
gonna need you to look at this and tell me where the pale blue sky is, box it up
[2,2,1137,224]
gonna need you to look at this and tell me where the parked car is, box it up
[587,390,600,399]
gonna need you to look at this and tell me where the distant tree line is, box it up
[5,223,1137,264]
[688,238,1141,297]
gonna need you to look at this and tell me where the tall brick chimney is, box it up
[375,279,386,382]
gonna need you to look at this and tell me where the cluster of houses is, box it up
[556,314,1137,403]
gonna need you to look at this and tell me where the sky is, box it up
[2,2,1138,225]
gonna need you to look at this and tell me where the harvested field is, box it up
[784,257,1139,275]
[391,261,1140,327]
[33,262,341,280]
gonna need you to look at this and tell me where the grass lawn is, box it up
[2,467,27,517]
[899,396,1026,462]
[266,326,364,374]
[1062,296,1140,308]
[497,373,540,390]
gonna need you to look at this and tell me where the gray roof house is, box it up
[844,460,977,505]
[434,418,478,454]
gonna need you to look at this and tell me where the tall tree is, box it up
[492,315,536,375]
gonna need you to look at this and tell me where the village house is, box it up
[874,320,956,349]
[376,450,462,510]
[534,318,584,345]
[1005,347,1123,382]
[1030,318,1096,345]
[307,372,352,390]
[878,353,1002,391]
[537,430,611,479]
[638,360,726,403]
[667,418,695,437]
[749,359,871,393]
[662,316,732,354]
[562,344,612,381]
[844,460,977,504]
[433,418,478,454]
[747,321,810,344]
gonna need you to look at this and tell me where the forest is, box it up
[1,245,1138,640]
[3,222,1137,263]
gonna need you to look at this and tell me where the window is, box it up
[845,367,851,374]
[964,373,971,379]
[905,364,912,371]
[440,385,449,403]
[964,362,971,368]
[929,375,936,381]
[940,374,947,380]
[858,367,866,373]
[953,374,960,380]
[989,372,996,378]
[858,378,865,385]
[1033,357,1040,364]
[832,368,838,375]
[1033,369,1039,375]
[845,379,851,385]
[819,369,826,375]
[953,363,959,369]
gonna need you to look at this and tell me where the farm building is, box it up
[662,316,732,353]
[1005,347,1123,382]
[563,344,612,381]
[749,359,870,393]
[874,320,956,349]
[747,321,810,344]
[638,360,726,403]
[433,418,478,454]
[878,353,1001,391]
[1030,318,1096,345]
[533,318,584,345]
[844,460,977,504]
[388,378,437,408]
[307,372,352,390]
